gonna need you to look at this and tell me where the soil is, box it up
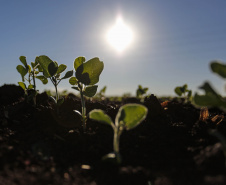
[0,84,226,185]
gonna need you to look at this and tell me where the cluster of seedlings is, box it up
[17,55,226,164]
[17,55,148,162]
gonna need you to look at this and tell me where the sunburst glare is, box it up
[106,17,133,53]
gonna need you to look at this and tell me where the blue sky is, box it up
[1,0,226,96]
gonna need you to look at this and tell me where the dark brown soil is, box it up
[0,84,226,185]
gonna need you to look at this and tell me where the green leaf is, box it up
[37,55,54,78]
[193,82,226,109]
[74,56,85,70]
[115,104,148,130]
[48,61,58,77]
[72,86,79,91]
[19,56,27,67]
[199,82,221,97]
[57,64,67,74]
[210,61,226,78]
[76,57,104,85]
[136,85,148,97]
[69,77,78,85]
[175,87,182,96]
[83,85,98,97]
[28,64,32,73]
[61,70,73,79]
[16,65,28,81]
[182,84,188,92]
[89,109,113,126]
[193,93,222,107]
[36,75,48,84]
[18,82,26,90]
[28,84,34,89]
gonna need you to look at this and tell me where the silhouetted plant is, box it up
[89,103,148,163]
[69,56,104,132]
[194,61,226,110]
[16,56,47,105]
[37,55,73,108]
[175,84,192,102]
[136,85,148,100]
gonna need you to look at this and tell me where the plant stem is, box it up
[32,71,36,91]
[113,128,120,154]
[79,83,86,132]
[55,84,58,102]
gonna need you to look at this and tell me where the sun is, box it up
[107,17,133,53]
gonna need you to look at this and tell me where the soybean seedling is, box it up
[16,56,48,105]
[69,57,104,132]
[37,55,73,107]
[174,84,192,103]
[193,61,226,110]
[89,103,148,163]
[136,85,149,100]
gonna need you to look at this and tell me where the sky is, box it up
[1,0,226,97]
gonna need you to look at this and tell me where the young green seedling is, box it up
[37,55,73,107]
[194,61,226,110]
[69,57,104,132]
[136,85,149,100]
[89,103,148,163]
[174,84,192,102]
[16,56,48,105]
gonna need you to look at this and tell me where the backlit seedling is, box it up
[174,84,192,103]
[16,56,47,105]
[69,57,104,132]
[136,85,148,100]
[89,103,148,163]
[37,55,73,107]
[194,61,226,111]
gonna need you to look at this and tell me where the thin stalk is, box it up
[50,77,59,102]
[32,70,36,91]
[113,128,120,154]
[79,83,86,132]
[54,84,59,102]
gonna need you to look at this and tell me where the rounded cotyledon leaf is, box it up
[36,75,48,84]
[57,64,67,74]
[61,70,73,79]
[19,56,28,68]
[115,104,148,130]
[37,55,56,78]
[69,77,78,85]
[175,87,183,96]
[89,109,113,127]
[18,82,26,90]
[76,57,104,85]
[83,85,98,97]
[16,65,28,82]
[48,61,58,77]
[74,56,86,71]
